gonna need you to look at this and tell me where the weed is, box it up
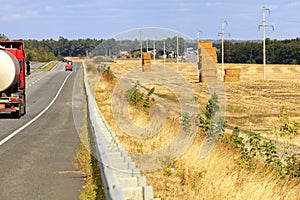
[86,64,94,72]
[137,143,143,153]
[180,112,191,133]
[196,93,226,137]
[159,155,176,177]
[284,154,300,178]
[246,132,262,157]
[261,140,284,177]
[276,107,299,137]
[126,80,155,109]
[229,126,299,179]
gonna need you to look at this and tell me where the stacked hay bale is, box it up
[198,41,217,63]
[224,68,241,82]
[142,52,151,72]
[197,41,218,82]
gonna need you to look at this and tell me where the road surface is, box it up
[0,62,85,200]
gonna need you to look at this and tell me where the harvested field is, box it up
[86,58,300,199]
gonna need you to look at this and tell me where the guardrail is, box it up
[83,66,159,200]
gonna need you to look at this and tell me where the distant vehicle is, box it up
[62,58,67,62]
[67,60,73,65]
[65,63,72,71]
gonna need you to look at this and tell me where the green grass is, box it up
[73,117,105,199]
[31,61,58,72]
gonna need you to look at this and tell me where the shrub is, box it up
[196,93,226,137]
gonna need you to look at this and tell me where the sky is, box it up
[1,0,300,41]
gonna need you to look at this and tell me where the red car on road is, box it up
[65,63,72,71]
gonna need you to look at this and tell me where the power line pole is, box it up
[163,39,166,69]
[259,6,274,81]
[153,37,156,63]
[177,34,179,71]
[146,39,148,52]
[218,19,230,80]
[197,29,202,42]
[197,29,202,78]
[140,31,143,71]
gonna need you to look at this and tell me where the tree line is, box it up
[24,37,102,62]
[1,33,299,64]
[215,38,300,64]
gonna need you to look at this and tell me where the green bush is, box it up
[196,93,226,137]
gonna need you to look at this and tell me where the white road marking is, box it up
[0,73,72,146]
[27,77,42,89]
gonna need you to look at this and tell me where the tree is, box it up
[0,34,9,40]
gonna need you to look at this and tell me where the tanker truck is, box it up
[0,41,29,118]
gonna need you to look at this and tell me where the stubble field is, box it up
[86,58,300,200]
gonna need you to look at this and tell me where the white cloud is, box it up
[64,4,87,9]
[287,1,300,7]
[0,11,38,21]
[205,2,224,7]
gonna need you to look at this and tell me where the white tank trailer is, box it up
[0,49,20,92]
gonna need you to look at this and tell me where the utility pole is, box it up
[259,6,274,81]
[197,29,202,42]
[153,38,156,63]
[177,34,179,71]
[140,31,143,71]
[218,19,230,80]
[197,29,202,78]
[146,39,148,52]
[164,39,166,69]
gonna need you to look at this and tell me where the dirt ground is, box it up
[86,59,300,200]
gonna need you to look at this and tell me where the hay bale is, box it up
[198,45,217,64]
[224,75,240,82]
[198,48,217,56]
[142,64,151,72]
[201,68,217,75]
[197,41,213,49]
[199,68,218,82]
[199,59,215,66]
[225,68,241,75]
[223,68,241,82]
[142,60,151,65]
[142,52,151,68]
[142,52,151,60]
[199,74,218,82]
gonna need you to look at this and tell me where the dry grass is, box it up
[65,56,85,62]
[85,58,300,200]
[147,134,300,200]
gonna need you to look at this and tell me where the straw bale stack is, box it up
[199,68,218,82]
[197,41,218,82]
[197,41,214,49]
[224,68,241,82]
[142,52,151,72]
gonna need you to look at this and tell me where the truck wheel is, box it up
[21,96,26,115]
[23,104,26,115]
[12,110,21,118]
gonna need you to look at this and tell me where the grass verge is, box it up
[73,116,105,199]
[31,61,58,72]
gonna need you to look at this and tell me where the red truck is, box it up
[0,41,29,118]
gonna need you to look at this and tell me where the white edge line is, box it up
[0,73,72,146]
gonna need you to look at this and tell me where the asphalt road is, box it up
[0,62,85,200]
